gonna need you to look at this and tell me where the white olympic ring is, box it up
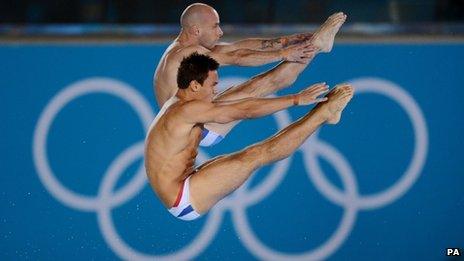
[32,76,428,260]
[236,78,428,260]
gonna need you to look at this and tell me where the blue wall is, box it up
[1,43,463,260]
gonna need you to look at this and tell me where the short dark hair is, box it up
[177,52,219,89]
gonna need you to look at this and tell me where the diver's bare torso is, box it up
[145,97,202,208]
[153,41,212,106]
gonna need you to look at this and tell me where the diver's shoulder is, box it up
[176,44,209,56]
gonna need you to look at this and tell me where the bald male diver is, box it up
[145,53,354,220]
[153,2,347,146]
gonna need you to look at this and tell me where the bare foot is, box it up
[312,12,347,53]
[317,84,354,124]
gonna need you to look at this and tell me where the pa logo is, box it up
[446,248,461,256]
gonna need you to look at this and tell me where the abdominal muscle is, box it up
[145,116,203,208]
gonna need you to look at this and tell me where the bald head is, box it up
[180,3,218,28]
[179,3,223,48]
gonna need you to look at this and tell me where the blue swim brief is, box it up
[200,128,224,147]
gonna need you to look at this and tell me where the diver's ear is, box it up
[190,25,200,36]
[189,80,201,92]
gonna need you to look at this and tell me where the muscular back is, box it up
[153,42,210,106]
[145,97,203,207]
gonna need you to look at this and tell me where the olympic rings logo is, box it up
[32,77,428,260]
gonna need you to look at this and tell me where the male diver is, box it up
[153,3,347,146]
[145,53,354,220]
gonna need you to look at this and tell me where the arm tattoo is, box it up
[261,38,282,50]
[260,32,313,50]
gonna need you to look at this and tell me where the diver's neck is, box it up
[176,90,206,103]
[177,29,200,47]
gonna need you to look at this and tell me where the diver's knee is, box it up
[237,145,265,168]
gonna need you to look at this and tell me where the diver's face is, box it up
[198,10,223,48]
[199,70,219,101]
